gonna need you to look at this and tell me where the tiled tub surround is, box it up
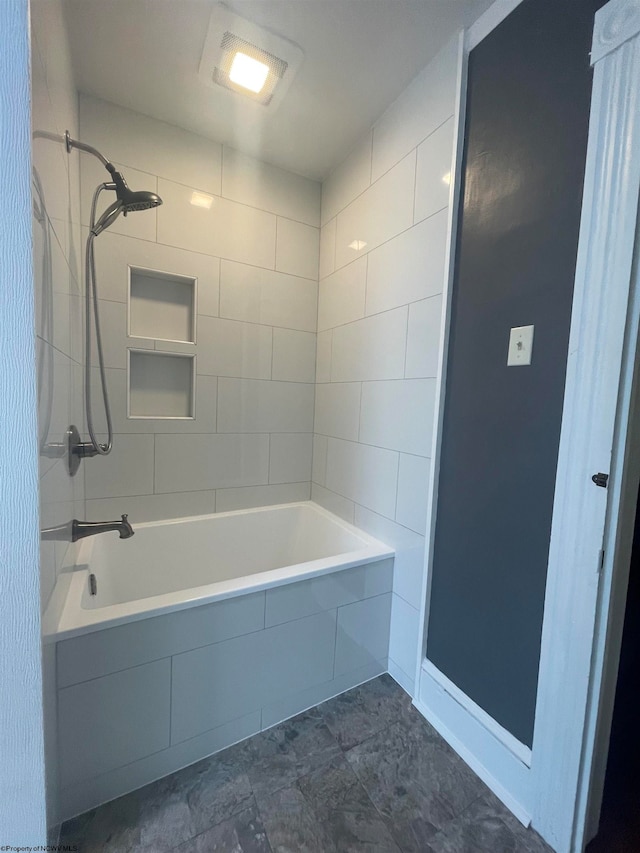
[78,94,321,523]
[313,37,460,693]
[47,502,395,821]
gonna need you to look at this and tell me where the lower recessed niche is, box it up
[128,350,194,419]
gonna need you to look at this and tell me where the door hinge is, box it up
[592,472,609,488]
[598,549,605,573]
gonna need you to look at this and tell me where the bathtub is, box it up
[46,501,395,821]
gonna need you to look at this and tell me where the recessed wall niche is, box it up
[128,350,195,419]
[129,267,196,344]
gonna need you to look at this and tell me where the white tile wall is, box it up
[78,96,321,520]
[154,433,270,493]
[359,379,436,456]
[269,433,313,484]
[312,37,460,697]
[318,256,367,331]
[319,217,337,280]
[272,329,316,383]
[415,118,455,223]
[334,152,416,270]
[314,383,361,441]
[79,94,222,195]
[215,483,310,513]
[157,178,277,268]
[325,439,399,519]
[405,295,443,379]
[197,316,272,380]
[331,308,408,382]
[322,133,373,226]
[334,593,392,675]
[371,37,459,182]
[217,379,314,433]
[84,434,155,499]
[221,147,320,226]
[365,211,448,316]
[388,594,421,687]
[275,217,320,280]
[58,659,171,787]
[396,454,431,534]
[219,261,317,332]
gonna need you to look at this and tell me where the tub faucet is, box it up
[71,514,134,542]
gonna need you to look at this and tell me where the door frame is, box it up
[413,1,640,852]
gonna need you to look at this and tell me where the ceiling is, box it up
[63,0,493,181]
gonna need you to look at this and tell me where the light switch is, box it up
[507,325,534,366]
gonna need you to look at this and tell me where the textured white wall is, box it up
[0,0,47,842]
[31,0,85,831]
[78,96,321,522]
[313,37,460,695]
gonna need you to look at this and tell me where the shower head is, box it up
[65,132,163,236]
[91,171,162,236]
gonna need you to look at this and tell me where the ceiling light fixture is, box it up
[229,52,269,94]
[199,5,303,110]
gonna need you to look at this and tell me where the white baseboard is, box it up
[416,663,532,827]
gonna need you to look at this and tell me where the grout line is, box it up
[168,657,173,745]
[412,145,418,225]
[217,257,221,318]
[393,453,401,522]
[267,433,272,484]
[403,304,410,378]
[331,607,339,678]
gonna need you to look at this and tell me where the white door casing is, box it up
[526,1,640,851]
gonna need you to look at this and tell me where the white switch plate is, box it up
[507,325,534,366]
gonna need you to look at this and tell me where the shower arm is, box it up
[65,130,116,173]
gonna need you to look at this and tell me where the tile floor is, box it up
[60,674,553,852]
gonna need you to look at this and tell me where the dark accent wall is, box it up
[426,0,604,747]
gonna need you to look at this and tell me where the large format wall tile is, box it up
[359,379,436,456]
[58,659,171,786]
[157,178,277,268]
[222,147,320,227]
[154,433,270,493]
[318,257,367,331]
[325,439,399,519]
[217,379,314,434]
[330,308,407,382]
[365,212,448,316]
[334,593,392,675]
[219,261,317,332]
[334,153,416,270]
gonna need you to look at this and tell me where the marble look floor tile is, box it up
[478,794,554,853]
[318,673,416,750]
[59,797,142,852]
[239,709,342,798]
[298,755,402,852]
[255,785,336,853]
[173,803,272,853]
[345,719,486,851]
[181,752,254,835]
[423,796,520,853]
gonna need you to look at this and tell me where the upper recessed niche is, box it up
[129,267,196,344]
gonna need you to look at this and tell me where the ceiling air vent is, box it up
[199,5,303,110]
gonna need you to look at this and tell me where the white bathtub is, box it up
[48,501,396,821]
[45,501,394,641]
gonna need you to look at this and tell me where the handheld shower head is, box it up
[65,132,163,235]
[90,172,162,236]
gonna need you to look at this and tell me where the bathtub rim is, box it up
[43,501,394,643]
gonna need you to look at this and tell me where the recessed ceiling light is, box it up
[229,52,269,94]
[190,191,214,209]
[348,240,367,251]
